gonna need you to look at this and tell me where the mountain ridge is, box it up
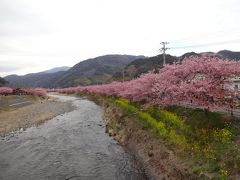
[5,50,240,88]
[5,55,145,88]
[42,66,70,74]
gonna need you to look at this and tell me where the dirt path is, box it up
[0,94,150,180]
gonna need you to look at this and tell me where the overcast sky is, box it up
[0,0,240,76]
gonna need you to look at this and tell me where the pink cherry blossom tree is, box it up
[0,87,13,95]
[23,88,47,97]
[54,56,240,112]
[150,56,240,110]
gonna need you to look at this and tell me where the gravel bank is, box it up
[0,97,74,136]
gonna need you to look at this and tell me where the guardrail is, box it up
[216,109,240,118]
[179,102,240,118]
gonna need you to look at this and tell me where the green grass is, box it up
[110,98,240,179]
[74,77,92,85]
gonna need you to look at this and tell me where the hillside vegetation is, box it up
[53,55,145,87]
[0,77,8,87]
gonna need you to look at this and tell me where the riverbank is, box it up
[96,97,197,179]
[83,93,240,179]
[103,102,196,179]
[0,95,74,136]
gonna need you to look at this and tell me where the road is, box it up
[0,95,33,108]
[0,95,149,180]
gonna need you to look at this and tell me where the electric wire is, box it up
[170,39,240,49]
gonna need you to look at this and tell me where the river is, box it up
[0,95,150,180]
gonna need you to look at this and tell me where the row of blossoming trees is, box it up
[55,56,240,111]
[0,87,47,97]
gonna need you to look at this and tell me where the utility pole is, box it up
[122,68,125,82]
[160,42,170,66]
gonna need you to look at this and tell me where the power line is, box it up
[171,30,240,43]
[170,29,240,44]
[170,38,240,49]
[160,42,170,65]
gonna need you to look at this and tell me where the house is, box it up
[225,77,240,91]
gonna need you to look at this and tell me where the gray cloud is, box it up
[0,60,36,73]
[0,0,240,77]
[0,60,25,72]
[0,65,22,72]
[0,0,50,38]
[0,0,27,23]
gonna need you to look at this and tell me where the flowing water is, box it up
[0,95,150,180]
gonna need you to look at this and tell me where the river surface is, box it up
[0,95,149,180]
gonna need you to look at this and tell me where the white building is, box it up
[225,77,240,91]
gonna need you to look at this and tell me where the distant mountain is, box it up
[180,52,201,60]
[53,55,145,87]
[0,77,8,87]
[180,50,240,61]
[42,66,70,74]
[113,54,178,80]
[5,71,66,88]
[217,50,240,60]
[5,66,70,88]
[5,55,145,88]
